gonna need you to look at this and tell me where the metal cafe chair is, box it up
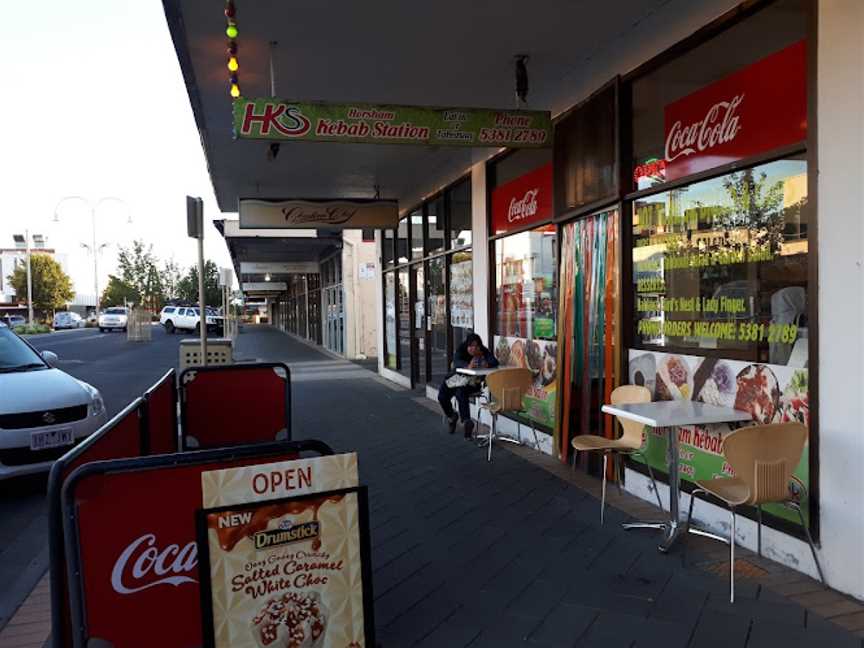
[477,368,540,462]
[685,422,825,602]
[571,385,663,525]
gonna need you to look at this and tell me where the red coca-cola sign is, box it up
[662,40,806,181]
[66,452,299,647]
[491,163,553,235]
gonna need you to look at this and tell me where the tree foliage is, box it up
[177,260,222,307]
[7,254,75,312]
[101,275,140,307]
[116,240,165,310]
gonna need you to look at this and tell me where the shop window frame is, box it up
[613,0,819,543]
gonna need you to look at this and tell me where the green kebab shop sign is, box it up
[233,98,552,148]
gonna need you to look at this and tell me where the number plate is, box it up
[30,427,74,451]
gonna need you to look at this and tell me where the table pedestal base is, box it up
[621,519,685,552]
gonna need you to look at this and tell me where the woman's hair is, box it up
[464,333,483,347]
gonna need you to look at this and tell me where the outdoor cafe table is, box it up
[600,400,752,552]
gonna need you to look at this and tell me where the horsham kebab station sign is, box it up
[233,98,552,148]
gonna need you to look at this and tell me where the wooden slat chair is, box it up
[685,422,824,602]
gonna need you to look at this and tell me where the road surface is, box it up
[0,325,184,630]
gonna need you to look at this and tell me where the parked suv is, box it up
[160,306,223,335]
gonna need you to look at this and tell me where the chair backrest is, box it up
[610,385,652,449]
[722,422,807,504]
[486,368,534,413]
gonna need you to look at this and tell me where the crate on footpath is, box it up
[126,308,153,342]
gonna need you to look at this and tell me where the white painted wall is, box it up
[470,162,490,340]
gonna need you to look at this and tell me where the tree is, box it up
[161,259,182,301]
[718,168,786,252]
[101,275,140,307]
[177,260,221,307]
[8,254,75,314]
[116,240,165,311]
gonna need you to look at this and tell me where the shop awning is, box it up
[163,0,679,213]
[213,220,340,296]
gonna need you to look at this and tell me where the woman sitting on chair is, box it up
[438,333,498,438]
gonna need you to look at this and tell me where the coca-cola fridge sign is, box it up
[61,445,329,648]
[662,40,806,182]
[491,163,553,235]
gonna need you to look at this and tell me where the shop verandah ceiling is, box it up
[163,0,734,213]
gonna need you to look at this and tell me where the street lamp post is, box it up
[54,197,131,313]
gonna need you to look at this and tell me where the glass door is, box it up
[411,263,427,385]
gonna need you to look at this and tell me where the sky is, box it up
[1,0,234,302]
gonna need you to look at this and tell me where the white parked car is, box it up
[160,305,223,335]
[53,311,85,330]
[0,322,108,479]
[98,307,128,332]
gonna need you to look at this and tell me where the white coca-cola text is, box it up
[110,533,198,595]
[665,94,744,163]
[507,189,539,223]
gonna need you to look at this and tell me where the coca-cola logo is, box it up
[665,94,744,163]
[507,189,539,223]
[110,534,198,595]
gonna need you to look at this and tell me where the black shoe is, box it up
[446,413,458,434]
[463,420,475,439]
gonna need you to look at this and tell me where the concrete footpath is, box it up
[2,325,862,647]
[239,327,863,647]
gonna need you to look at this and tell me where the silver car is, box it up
[53,311,85,330]
[0,322,108,479]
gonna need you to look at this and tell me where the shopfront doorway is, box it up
[411,263,427,386]
[558,208,621,462]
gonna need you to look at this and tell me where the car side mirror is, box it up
[41,350,59,365]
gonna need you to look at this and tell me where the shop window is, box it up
[396,217,409,264]
[382,230,394,268]
[449,249,473,345]
[427,196,446,255]
[410,210,424,260]
[490,149,551,188]
[493,226,558,429]
[630,156,810,526]
[630,0,807,191]
[427,256,448,386]
[448,180,472,248]
[555,83,617,211]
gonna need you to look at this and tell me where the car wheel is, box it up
[194,323,201,334]
[165,320,175,334]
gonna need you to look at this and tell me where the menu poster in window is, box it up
[449,259,473,329]
[627,349,809,526]
[493,335,557,429]
[197,487,373,648]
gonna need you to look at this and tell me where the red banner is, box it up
[67,452,300,647]
[491,163,553,235]
[663,40,807,181]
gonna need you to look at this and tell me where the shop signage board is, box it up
[240,198,399,229]
[234,98,552,148]
[240,261,320,275]
[243,282,288,292]
[60,442,333,648]
[490,163,554,235]
[663,40,807,181]
[197,454,373,647]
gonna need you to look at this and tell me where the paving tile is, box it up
[526,602,597,646]
[582,611,691,648]
[688,607,751,648]
[747,618,861,648]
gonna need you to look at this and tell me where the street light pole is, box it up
[25,229,33,325]
[54,196,130,314]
